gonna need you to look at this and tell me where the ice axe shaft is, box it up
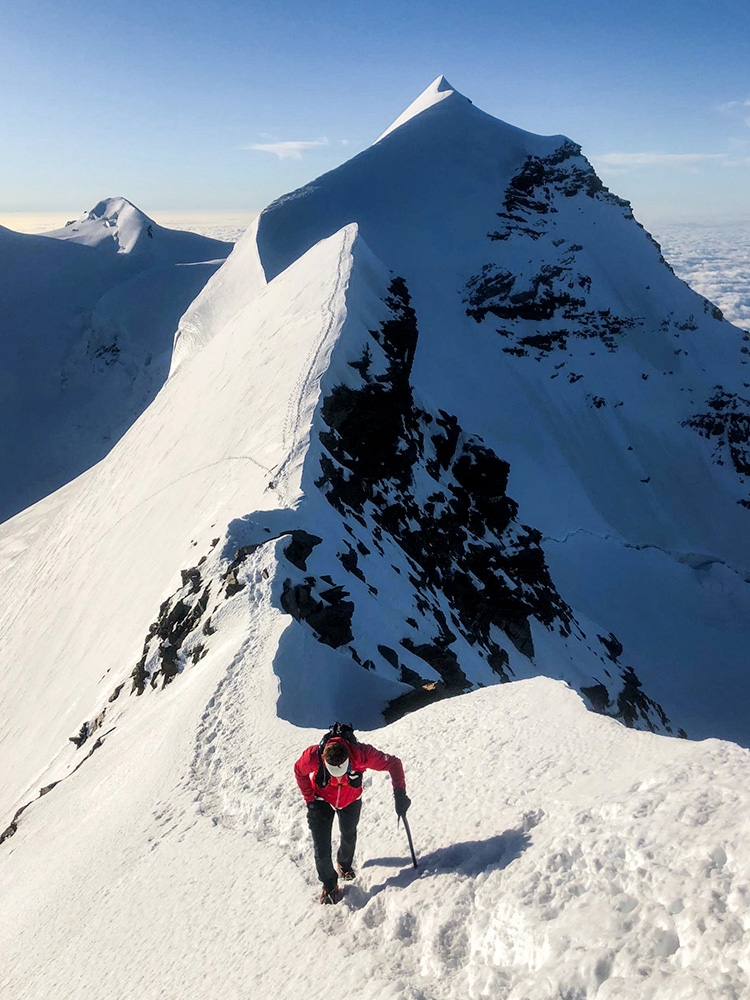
[400,813,418,868]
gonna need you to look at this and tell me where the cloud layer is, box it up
[654,222,750,328]
[245,138,330,160]
[592,152,740,168]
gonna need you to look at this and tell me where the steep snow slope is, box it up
[0,220,675,835]
[375,72,456,142]
[169,215,266,375]
[249,78,750,744]
[0,205,232,521]
[255,79,750,561]
[44,196,231,262]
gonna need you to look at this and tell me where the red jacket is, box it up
[294,737,406,810]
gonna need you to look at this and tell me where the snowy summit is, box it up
[1,78,750,1000]
[46,196,232,262]
[375,74,458,143]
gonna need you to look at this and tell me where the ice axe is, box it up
[398,813,418,868]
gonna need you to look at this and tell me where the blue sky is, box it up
[1,0,749,225]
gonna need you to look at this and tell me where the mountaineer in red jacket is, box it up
[294,723,410,904]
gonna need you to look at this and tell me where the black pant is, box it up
[307,798,362,891]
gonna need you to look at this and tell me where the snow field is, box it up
[3,592,749,1000]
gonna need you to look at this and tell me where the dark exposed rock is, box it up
[617,666,673,733]
[383,681,456,724]
[69,707,107,749]
[399,664,425,687]
[69,723,91,749]
[581,682,611,714]
[131,577,212,693]
[310,272,671,729]
[487,646,512,680]
[338,543,366,582]
[464,140,654,362]
[305,273,649,724]
[377,644,400,669]
[683,388,750,504]
[400,639,470,690]
[283,530,323,571]
[280,578,354,648]
[180,566,202,592]
[598,632,623,662]
[224,570,244,598]
[108,683,124,703]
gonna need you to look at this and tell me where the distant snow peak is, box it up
[85,196,147,223]
[375,73,460,143]
[45,195,157,255]
[0,200,233,521]
[42,196,232,263]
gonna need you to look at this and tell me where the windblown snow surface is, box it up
[2,79,750,999]
[0,198,232,522]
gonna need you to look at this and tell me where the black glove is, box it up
[394,788,411,818]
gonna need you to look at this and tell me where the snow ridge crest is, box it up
[376,73,460,143]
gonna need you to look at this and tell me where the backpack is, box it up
[316,722,362,789]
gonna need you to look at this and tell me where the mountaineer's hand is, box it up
[394,788,411,818]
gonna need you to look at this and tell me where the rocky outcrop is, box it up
[683,387,750,507]
[463,141,650,360]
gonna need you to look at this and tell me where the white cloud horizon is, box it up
[245,138,331,160]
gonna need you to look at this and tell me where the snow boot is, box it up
[320,884,342,905]
[337,863,356,882]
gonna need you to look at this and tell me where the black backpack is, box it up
[316,722,361,788]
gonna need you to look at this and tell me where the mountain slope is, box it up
[2,78,750,1000]
[0,226,359,822]
[247,77,750,744]
[0,203,233,522]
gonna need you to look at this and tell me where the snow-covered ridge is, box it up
[169,214,266,376]
[0,225,360,822]
[248,82,750,744]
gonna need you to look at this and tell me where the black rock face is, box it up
[280,578,355,648]
[683,387,750,506]
[314,278,574,678]
[459,139,685,364]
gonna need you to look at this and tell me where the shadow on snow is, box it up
[353,825,531,903]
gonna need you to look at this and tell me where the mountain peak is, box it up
[41,197,232,263]
[432,73,454,92]
[375,74,463,143]
[86,196,151,225]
